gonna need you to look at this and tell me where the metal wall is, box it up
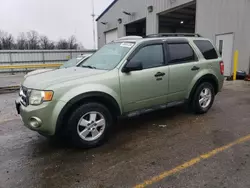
[97,0,250,73]
[0,50,95,73]
[97,0,194,48]
[196,0,250,73]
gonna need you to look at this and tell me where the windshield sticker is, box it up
[120,43,134,48]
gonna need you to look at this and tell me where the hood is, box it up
[22,67,107,89]
[24,69,55,78]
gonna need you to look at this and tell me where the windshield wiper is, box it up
[81,65,96,69]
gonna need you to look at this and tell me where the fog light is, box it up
[29,117,42,128]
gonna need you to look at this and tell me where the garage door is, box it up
[105,29,118,44]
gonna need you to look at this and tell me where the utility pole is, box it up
[91,0,96,49]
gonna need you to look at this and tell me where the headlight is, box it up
[29,90,54,105]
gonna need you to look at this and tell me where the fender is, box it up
[55,84,122,134]
[59,84,121,108]
[186,69,219,99]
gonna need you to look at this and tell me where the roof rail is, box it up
[116,36,143,41]
[145,33,202,38]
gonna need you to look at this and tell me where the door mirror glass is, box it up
[122,60,143,73]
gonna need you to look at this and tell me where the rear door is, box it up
[167,41,199,102]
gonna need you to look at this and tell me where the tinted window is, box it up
[130,44,164,69]
[60,57,85,68]
[194,40,218,59]
[218,40,223,56]
[168,43,196,64]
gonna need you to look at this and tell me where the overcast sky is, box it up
[0,0,113,49]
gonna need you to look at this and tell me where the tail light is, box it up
[220,61,224,75]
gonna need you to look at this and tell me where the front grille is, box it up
[20,86,29,106]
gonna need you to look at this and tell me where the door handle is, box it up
[155,72,165,77]
[191,66,200,71]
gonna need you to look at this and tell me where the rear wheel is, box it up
[191,82,215,114]
[67,102,113,148]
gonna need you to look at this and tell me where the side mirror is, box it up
[122,60,143,73]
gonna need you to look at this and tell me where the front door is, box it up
[216,33,234,76]
[119,43,169,113]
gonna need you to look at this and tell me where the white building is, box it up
[96,0,250,76]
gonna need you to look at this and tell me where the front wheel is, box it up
[67,102,113,148]
[191,82,215,114]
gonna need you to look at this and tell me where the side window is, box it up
[218,40,223,56]
[130,44,164,69]
[194,40,218,60]
[168,43,196,64]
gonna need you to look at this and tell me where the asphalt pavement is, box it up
[0,81,250,188]
[0,73,25,88]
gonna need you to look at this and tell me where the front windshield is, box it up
[76,56,90,67]
[60,57,83,68]
[82,42,134,70]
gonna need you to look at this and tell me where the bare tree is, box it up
[56,39,68,49]
[0,30,83,50]
[68,35,78,49]
[40,35,55,49]
[47,41,55,50]
[0,31,15,50]
[26,30,40,49]
[0,30,3,50]
[16,32,28,50]
[77,42,85,50]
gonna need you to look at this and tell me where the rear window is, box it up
[168,43,196,64]
[194,40,218,60]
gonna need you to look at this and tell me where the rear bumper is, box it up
[218,75,225,92]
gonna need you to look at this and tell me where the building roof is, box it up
[96,0,118,21]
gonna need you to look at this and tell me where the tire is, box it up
[191,82,215,114]
[67,102,113,148]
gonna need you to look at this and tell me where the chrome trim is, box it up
[19,86,28,106]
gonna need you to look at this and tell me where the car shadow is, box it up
[23,105,198,187]
[30,105,190,155]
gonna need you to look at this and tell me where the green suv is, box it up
[16,34,224,148]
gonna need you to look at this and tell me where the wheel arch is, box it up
[187,74,219,101]
[56,91,122,134]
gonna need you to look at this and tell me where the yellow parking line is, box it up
[0,63,62,69]
[134,134,250,188]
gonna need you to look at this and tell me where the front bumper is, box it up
[15,98,21,114]
[16,97,66,136]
